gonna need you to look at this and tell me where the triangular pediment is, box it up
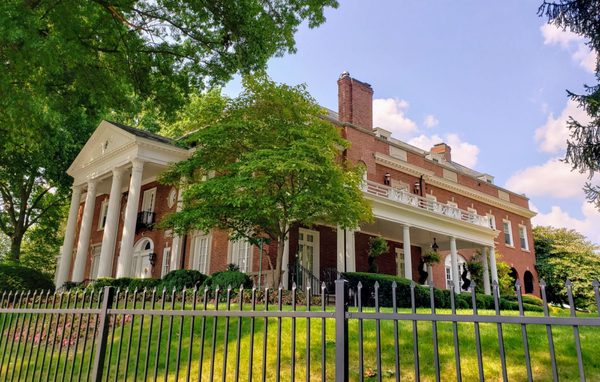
[67,120,137,175]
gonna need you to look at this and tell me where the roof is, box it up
[107,120,175,146]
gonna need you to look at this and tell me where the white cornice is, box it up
[374,152,434,177]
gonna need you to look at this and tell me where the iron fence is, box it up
[0,279,599,381]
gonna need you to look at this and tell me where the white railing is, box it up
[362,180,491,228]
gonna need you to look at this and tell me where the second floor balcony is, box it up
[136,211,156,232]
[361,180,491,228]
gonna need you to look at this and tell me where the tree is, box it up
[533,226,600,310]
[0,0,338,262]
[160,76,372,287]
[538,1,600,207]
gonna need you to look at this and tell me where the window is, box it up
[90,245,102,280]
[395,248,405,277]
[487,214,496,230]
[503,220,513,246]
[191,232,211,274]
[162,246,172,277]
[519,225,529,250]
[98,199,109,230]
[141,187,157,213]
[297,228,320,289]
[230,239,252,273]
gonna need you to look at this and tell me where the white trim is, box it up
[298,228,320,277]
[190,232,211,274]
[161,246,172,277]
[229,238,252,273]
[90,244,102,280]
[503,220,514,247]
[518,224,529,251]
[97,199,109,231]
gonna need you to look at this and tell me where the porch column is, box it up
[72,179,98,282]
[116,160,144,278]
[56,185,83,288]
[97,168,125,278]
[450,236,460,292]
[488,246,499,285]
[345,229,356,272]
[336,226,345,273]
[403,225,412,280]
[481,247,491,295]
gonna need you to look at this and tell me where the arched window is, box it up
[524,271,534,294]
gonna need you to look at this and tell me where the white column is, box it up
[72,180,98,282]
[56,185,83,288]
[489,246,499,284]
[481,247,491,295]
[281,233,290,288]
[336,226,345,273]
[403,225,412,280]
[116,160,144,278]
[345,229,356,272]
[97,168,124,278]
[450,236,460,292]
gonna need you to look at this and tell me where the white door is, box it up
[132,239,153,278]
[192,232,211,274]
[230,239,252,273]
[298,229,319,289]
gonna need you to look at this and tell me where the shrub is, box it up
[128,278,161,291]
[86,277,133,291]
[0,264,54,292]
[204,270,252,290]
[159,270,207,291]
[521,294,543,307]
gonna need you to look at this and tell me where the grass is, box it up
[0,299,599,381]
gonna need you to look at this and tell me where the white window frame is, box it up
[519,225,529,251]
[503,220,514,247]
[98,199,109,231]
[191,232,211,274]
[141,187,157,213]
[161,246,172,277]
[487,213,496,230]
[90,244,102,280]
[229,238,252,273]
[298,228,320,276]
[395,248,405,278]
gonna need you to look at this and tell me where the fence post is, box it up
[335,279,348,382]
[90,286,114,382]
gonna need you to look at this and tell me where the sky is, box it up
[224,1,600,244]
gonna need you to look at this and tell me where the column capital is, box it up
[112,167,126,177]
[131,159,144,172]
[71,184,83,193]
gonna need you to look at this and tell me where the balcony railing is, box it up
[361,180,491,228]
[136,210,156,231]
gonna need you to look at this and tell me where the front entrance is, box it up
[132,238,154,278]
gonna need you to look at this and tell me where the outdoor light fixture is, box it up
[149,252,157,267]
[432,238,439,252]
[384,173,391,186]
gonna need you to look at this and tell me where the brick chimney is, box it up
[337,71,373,130]
[431,143,452,162]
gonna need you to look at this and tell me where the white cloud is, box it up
[373,98,418,138]
[423,115,439,128]
[505,158,587,198]
[532,201,600,245]
[408,133,480,168]
[541,23,596,73]
[534,99,591,153]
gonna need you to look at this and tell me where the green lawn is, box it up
[0,302,598,381]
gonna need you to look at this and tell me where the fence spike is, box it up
[292,282,297,291]
[239,284,244,292]
[410,280,416,288]
[321,281,326,290]
[540,279,546,288]
[592,279,599,288]
[278,283,283,291]
[357,281,362,289]
[565,279,572,287]
[374,281,379,289]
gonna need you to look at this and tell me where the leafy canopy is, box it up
[533,225,600,310]
[539,1,600,208]
[161,76,372,284]
[0,0,338,262]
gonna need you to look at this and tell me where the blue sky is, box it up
[225,1,600,243]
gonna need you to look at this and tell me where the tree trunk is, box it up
[274,238,284,288]
[8,230,23,262]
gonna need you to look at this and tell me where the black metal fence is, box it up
[0,279,599,381]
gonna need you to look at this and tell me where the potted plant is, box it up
[422,251,441,266]
[367,236,388,273]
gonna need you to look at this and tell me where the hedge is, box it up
[0,264,54,292]
[158,270,208,291]
[341,272,543,312]
[203,270,253,290]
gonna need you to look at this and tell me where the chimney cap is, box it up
[339,71,350,79]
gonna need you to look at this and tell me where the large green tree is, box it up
[160,77,372,286]
[0,0,338,262]
[539,1,600,207]
[533,225,600,310]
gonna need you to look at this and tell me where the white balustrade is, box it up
[362,180,490,228]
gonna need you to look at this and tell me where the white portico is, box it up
[55,121,189,288]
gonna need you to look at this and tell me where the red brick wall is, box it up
[338,75,373,130]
